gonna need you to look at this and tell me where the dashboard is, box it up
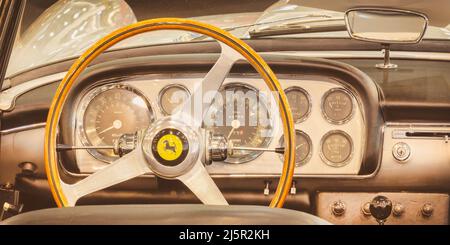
[71,76,366,176]
[0,42,449,224]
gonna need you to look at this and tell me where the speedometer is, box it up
[205,83,273,163]
[78,84,154,162]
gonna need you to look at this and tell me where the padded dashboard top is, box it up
[1,204,330,225]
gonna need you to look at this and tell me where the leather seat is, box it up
[1,204,330,225]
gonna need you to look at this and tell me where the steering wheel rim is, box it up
[45,18,296,208]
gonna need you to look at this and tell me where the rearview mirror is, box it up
[344,8,428,69]
[345,8,428,44]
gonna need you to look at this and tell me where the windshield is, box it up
[7,0,450,77]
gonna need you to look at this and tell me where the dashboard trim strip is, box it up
[0,72,66,111]
[2,50,450,112]
[0,122,46,135]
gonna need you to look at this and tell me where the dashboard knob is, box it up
[392,142,411,162]
[369,195,392,224]
[361,202,372,216]
[421,203,434,217]
[331,200,346,216]
[392,203,405,217]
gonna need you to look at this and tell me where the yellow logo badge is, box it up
[156,134,183,161]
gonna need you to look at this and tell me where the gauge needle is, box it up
[98,120,122,135]
[296,143,305,149]
[98,126,114,135]
[227,119,241,140]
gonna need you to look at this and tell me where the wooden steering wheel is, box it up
[45,18,296,208]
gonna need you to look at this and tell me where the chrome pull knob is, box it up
[421,203,434,217]
[361,202,372,216]
[392,203,405,217]
[331,200,346,216]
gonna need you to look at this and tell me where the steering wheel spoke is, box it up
[177,159,228,205]
[174,42,242,128]
[61,148,150,206]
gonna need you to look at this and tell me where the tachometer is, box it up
[205,83,273,163]
[78,84,154,162]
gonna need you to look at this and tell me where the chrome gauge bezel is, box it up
[76,83,154,163]
[319,130,354,167]
[321,87,355,125]
[158,84,191,116]
[278,130,313,167]
[284,86,312,123]
[207,82,274,164]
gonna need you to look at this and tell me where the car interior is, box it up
[0,0,449,225]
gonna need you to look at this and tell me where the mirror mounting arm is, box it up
[376,43,398,69]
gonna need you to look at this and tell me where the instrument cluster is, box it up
[281,86,358,168]
[73,76,365,175]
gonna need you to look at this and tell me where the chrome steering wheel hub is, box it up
[142,119,201,178]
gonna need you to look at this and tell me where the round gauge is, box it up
[78,84,154,162]
[159,84,190,115]
[279,130,312,166]
[285,87,311,123]
[321,88,354,124]
[320,130,353,167]
[205,83,273,163]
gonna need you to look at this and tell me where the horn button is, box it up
[142,119,200,178]
[151,128,189,166]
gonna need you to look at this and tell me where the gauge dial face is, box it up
[285,87,311,123]
[205,84,273,163]
[80,84,153,162]
[320,131,353,167]
[159,85,190,115]
[322,88,354,124]
[279,130,312,166]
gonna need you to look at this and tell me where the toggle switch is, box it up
[263,181,270,196]
[290,181,297,195]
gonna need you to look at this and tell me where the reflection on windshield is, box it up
[6,0,450,77]
[7,0,136,76]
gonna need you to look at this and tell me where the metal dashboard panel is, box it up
[380,124,450,184]
[316,192,449,225]
[73,77,366,176]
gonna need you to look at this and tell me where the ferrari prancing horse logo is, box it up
[156,134,183,161]
[152,128,189,166]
